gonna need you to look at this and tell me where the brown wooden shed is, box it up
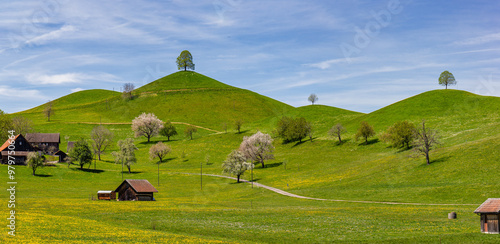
[474,198,500,233]
[115,179,158,201]
[97,191,116,200]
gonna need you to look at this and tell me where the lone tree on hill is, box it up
[160,121,178,141]
[44,100,54,122]
[27,152,45,176]
[438,70,456,89]
[239,131,275,168]
[132,113,164,142]
[91,125,114,160]
[308,94,318,105]
[185,125,198,140]
[329,123,346,144]
[176,50,195,71]
[382,121,415,149]
[355,121,375,144]
[222,150,254,183]
[413,120,440,165]
[122,83,135,100]
[70,139,93,169]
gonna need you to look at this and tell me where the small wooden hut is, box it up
[474,198,500,233]
[115,179,158,201]
[97,191,116,200]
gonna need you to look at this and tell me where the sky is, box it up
[0,0,499,114]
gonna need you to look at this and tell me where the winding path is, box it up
[186,173,477,206]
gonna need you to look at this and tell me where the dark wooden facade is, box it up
[474,198,500,234]
[97,191,116,200]
[115,179,158,201]
[0,134,35,165]
[26,133,60,153]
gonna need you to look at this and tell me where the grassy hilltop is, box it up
[1,71,500,243]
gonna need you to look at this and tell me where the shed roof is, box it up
[26,133,60,143]
[0,134,20,152]
[97,191,114,194]
[115,179,158,193]
[474,198,500,214]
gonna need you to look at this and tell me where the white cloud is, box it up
[26,73,82,85]
[25,25,76,45]
[453,32,500,46]
[0,86,46,99]
[71,87,84,93]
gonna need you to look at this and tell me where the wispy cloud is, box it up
[26,72,122,85]
[453,32,500,46]
[25,25,76,46]
[0,86,46,99]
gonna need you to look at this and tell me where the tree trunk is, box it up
[32,168,36,176]
[365,136,368,144]
[98,153,101,161]
[147,135,151,142]
[338,135,342,143]
[80,164,83,169]
[184,66,186,71]
[167,136,170,141]
[426,152,430,165]
[237,175,240,183]
[128,165,131,173]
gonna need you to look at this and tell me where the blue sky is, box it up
[1,0,499,113]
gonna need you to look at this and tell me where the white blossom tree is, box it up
[131,113,164,142]
[239,131,274,168]
[222,150,253,183]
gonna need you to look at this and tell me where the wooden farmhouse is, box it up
[115,179,158,201]
[0,134,35,165]
[474,198,500,234]
[26,133,60,152]
[97,191,116,200]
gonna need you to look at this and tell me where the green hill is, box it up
[135,71,233,92]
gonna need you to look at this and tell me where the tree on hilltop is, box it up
[438,71,456,89]
[176,50,195,71]
[308,94,318,105]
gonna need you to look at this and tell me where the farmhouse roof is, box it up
[26,133,60,143]
[474,198,500,214]
[115,179,158,193]
[0,134,21,152]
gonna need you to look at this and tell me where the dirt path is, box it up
[63,121,220,133]
[193,173,476,206]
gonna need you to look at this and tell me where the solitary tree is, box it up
[122,83,135,100]
[185,125,197,140]
[413,121,439,165]
[70,139,93,169]
[44,101,54,122]
[438,70,456,89]
[113,138,138,173]
[308,94,318,105]
[329,123,346,144]
[149,142,172,186]
[239,131,274,168]
[12,116,34,136]
[382,121,415,149]
[234,119,243,134]
[176,50,195,71]
[27,152,45,176]
[355,121,375,144]
[131,113,164,142]
[222,150,254,183]
[91,125,114,160]
[159,121,178,141]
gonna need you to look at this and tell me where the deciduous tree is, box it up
[308,94,318,105]
[12,116,34,136]
[123,83,135,100]
[176,50,195,71]
[91,125,114,160]
[159,121,177,141]
[113,138,138,173]
[132,113,164,142]
[44,101,54,122]
[27,152,45,176]
[185,125,197,140]
[150,142,171,186]
[234,119,243,134]
[0,110,13,140]
[382,121,415,149]
[355,121,375,144]
[438,70,456,89]
[413,121,440,165]
[222,150,253,183]
[70,139,93,169]
[239,131,274,168]
[329,123,346,144]
[275,117,311,143]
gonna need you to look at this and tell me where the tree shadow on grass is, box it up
[72,168,105,173]
[157,157,176,165]
[261,162,283,169]
[417,156,452,167]
[120,171,143,174]
[291,140,307,148]
[358,138,379,146]
[334,139,351,146]
[236,130,250,134]
[34,174,52,177]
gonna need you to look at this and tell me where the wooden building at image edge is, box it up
[115,179,158,201]
[474,198,500,234]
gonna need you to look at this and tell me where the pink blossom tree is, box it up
[131,113,164,142]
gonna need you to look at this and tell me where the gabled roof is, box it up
[0,134,20,152]
[115,179,158,193]
[474,198,500,214]
[26,133,60,143]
